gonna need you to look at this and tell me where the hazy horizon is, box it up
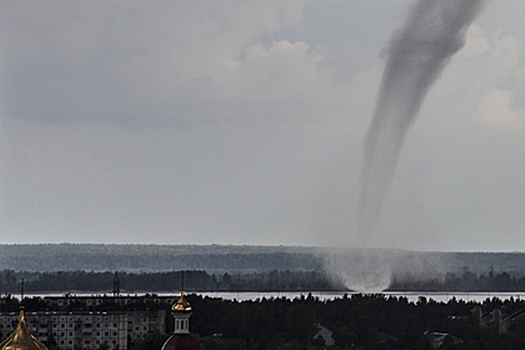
[1,241,524,255]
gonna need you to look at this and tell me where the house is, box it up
[313,323,335,346]
[424,331,462,349]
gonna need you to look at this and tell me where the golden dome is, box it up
[171,291,192,313]
[0,307,48,350]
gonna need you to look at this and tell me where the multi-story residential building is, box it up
[0,309,166,350]
[43,294,178,309]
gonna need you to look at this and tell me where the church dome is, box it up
[0,307,48,350]
[161,334,201,350]
[171,292,192,313]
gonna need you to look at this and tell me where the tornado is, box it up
[359,0,486,241]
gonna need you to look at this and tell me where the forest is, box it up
[4,268,525,294]
[0,269,337,293]
[3,293,525,349]
[3,244,525,278]
[0,244,324,272]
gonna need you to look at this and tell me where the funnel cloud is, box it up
[359,0,486,240]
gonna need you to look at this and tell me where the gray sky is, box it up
[1,0,524,251]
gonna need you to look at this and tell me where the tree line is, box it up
[4,293,525,349]
[0,269,338,293]
[5,268,525,294]
[389,269,525,292]
[186,294,525,349]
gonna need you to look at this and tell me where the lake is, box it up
[195,291,525,303]
[26,291,525,303]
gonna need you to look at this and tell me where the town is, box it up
[3,288,525,349]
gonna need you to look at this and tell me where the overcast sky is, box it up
[1,0,524,251]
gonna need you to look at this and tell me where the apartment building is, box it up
[0,309,166,350]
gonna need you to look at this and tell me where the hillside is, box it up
[0,244,324,272]
[1,244,525,274]
[2,244,525,292]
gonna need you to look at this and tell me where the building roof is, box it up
[161,334,201,350]
[0,307,48,350]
